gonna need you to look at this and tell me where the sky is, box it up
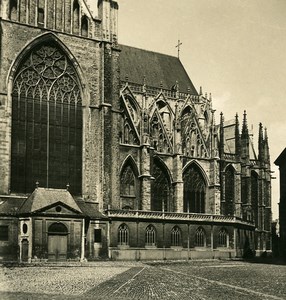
[93,0,286,218]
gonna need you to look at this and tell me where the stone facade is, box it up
[274,148,286,258]
[0,0,271,261]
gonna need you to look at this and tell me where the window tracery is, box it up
[251,171,258,226]
[225,166,235,216]
[171,226,182,247]
[150,113,171,153]
[118,224,129,246]
[11,42,82,194]
[218,228,228,247]
[183,164,206,213]
[181,109,207,158]
[145,225,156,246]
[195,227,206,247]
[120,165,136,197]
[151,161,171,212]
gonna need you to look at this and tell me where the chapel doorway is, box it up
[21,239,29,262]
[48,223,68,261]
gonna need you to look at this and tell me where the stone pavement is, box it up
[0,260,285,300]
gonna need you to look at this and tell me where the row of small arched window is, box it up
[117,224,229,248]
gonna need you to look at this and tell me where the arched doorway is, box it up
[11,41,83,194]
[48,222,68,261]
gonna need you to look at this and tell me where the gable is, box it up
[19,188,82,214]
[150,109,173,153]
[120,91,140,145]
[181,107,209,158]
[36,202,82,216]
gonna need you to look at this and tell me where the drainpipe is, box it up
[19,220,22,263]
[107,219,111,259]
[187,223,190,260]
[211,225,214,252]
[28,217,32,263]
[80,218,85,261]
[233,227,237,257]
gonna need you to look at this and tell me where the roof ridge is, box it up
[119,44,178,59]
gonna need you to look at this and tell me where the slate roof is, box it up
[0,197,26,216]
[76,200,108,220]
[19,188,82,214]
[274,148,286,166]
[119,45,198,95]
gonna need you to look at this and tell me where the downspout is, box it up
[80,218,85,261]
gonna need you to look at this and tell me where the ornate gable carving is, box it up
[150,109,173,153]
[120,91,140,145]
[181,106,209,158]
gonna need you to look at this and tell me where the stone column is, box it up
[140,144,152,210]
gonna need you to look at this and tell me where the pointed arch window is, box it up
[225,166,235,216]
[120,165,136,197]
[195,227,206,247]
[9,0,18,21]
[81,15,88,37]
[251,171,259,226]
[218,228,228,247]
[73,0,80,35]
[118,224,129,246]
[145,225,156,246]
[171,226,182,247]
[11,41,82,195]
[183,164,206,213]
[151,160,171,212]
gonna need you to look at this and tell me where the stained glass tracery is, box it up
[225,166,235,216]
[151,161,171,211]
[183,164,206,213]
[11,42,82,194]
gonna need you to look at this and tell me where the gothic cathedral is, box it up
[0,0,272,261]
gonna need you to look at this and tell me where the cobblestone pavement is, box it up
[0,260,285,300]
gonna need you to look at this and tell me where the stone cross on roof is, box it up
[176,40,183,58]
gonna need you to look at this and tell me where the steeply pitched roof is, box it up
[19,188,82,214]
[119,45,198,95]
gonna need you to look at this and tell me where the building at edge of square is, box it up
[0,0,272,262]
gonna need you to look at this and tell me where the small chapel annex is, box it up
[0,0,272,262]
